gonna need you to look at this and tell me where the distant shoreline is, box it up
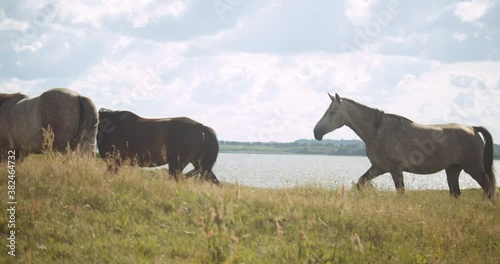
[219,139,500,160]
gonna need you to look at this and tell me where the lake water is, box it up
[211,153,500,190]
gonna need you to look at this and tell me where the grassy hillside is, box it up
[1,153,499,263]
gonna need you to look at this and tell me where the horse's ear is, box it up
[329,93,341,103]
[328,93,335,102]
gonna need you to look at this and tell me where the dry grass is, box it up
[0,152,499,263]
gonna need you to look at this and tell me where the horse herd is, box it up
[0,88,496,201]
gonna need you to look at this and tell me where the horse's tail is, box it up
[71,96,98,154]
[198,125,220,184]
[474,126,496,201]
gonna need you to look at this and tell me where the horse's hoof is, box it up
[356,181,365,191]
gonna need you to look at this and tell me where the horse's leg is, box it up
[168,155,188,181]
[195,169,219,184]
[463,165,490,200]
[185,160,202,179]
[445,164,462,198]
[105,156,121,174]
[107,162,119,174]
[185,167,199,178]
[356,165,386,190]
[168,163,181,181]
[205,170,220,185]
[390,171,405,194]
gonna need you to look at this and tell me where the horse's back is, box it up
[164,117,205,145]
[98,114,206,167]
[165,117,203,132]
[439,123,485,162]
[371,121,485,174]
[39,88,81,145]
[148,117,205,163]
[414,123,484,171]
[425,123,483,150]
[6,88,91,153]
[43,87,79,97]
[98,113,168,164]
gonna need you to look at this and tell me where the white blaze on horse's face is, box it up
[313,93,347,140]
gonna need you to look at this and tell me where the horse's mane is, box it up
[99,108,114,113]
[342,98,414,128]
[384,112,413,123]
[98,108,139,120]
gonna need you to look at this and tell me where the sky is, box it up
[1,0,499,142]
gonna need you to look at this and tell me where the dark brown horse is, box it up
[0,88,98,159]
[97,109,220,184]
[314,93,496,202]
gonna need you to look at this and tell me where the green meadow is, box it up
[0,152,499,263]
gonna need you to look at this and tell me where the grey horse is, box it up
[0,88,98,159]
[314,93,496,202]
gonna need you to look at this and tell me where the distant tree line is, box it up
[220,139,500,160]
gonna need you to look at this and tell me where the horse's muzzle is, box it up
[314,130,324,141]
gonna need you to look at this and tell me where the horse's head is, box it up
[98,108,134,123]
[313,93,348,141]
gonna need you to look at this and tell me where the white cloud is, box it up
[111,36,134,54]
[68,40,189,107]
[129,0,187,28]
[452,32,468,42]
[2,0,500,142]
[0,78,47,94]
[71,59,165,108]
[57,0,188,28]
[0,10,29,31]
[391,61,500,132]
[454,0,494,23]
[343,0,378,26]
[12,41,43,52]
[391,71,454,122]
[50,23,85,39]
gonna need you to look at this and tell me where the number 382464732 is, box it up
[7,150,16,198]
